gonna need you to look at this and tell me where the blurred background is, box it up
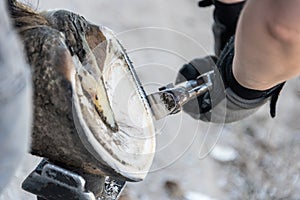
[2,0,300,199]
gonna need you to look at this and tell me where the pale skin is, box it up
[220,0,300,90]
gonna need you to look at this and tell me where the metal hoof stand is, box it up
[22,160,126,200]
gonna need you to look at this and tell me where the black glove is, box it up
[175,56,221,121]
[176,37,285,123]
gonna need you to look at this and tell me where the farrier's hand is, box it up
[175,56,220,122]
[176,37,285,123]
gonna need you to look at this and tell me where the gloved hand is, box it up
[176,37,285,123]
[175,56,221,122]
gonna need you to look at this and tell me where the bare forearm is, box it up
[233,0,300,90]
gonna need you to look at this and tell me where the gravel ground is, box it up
[1,1,300,199]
